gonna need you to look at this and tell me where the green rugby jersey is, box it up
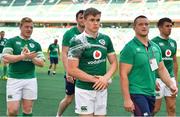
[120,37,162,96]
[62,26,82,75]
[68,32,115,90]
[151,36,177,78]
[48,43,59,58]
[62,26,81,47]
[3,36,45,79]
[0,38,7,53]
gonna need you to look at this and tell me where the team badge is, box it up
[93,50,102,59]
[99,39,105,45]
[170,42,174,48]
[165,49,171,57]
[29,43,35,48]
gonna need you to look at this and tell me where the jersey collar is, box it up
[158,35,169,41]
[133,36,152,47]
[19,35,31,40]
[83,31,99,39]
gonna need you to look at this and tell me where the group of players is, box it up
[0,7,178,116]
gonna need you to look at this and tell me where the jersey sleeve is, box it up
[62,31,71,47]
[174,40,177,54]
[36,43,45,61]
[153,43,163,64]
[106,36,115,54]
[2,39,13,55]
[68,36,85,59]
[119,44,134,64]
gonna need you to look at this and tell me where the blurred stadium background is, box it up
[0,0,180,116]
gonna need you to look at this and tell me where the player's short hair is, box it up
[157,17,174,27]
[20,17,33,27]
[84,7,101,19]
[76,10,84,19]
[133,15,147,26]
[0,31,5,33]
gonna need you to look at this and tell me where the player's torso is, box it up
[11,37,39,55]
[78,34,110,75]
[152,37,176,77]
[0,39,6,52]
[49,44,59,56]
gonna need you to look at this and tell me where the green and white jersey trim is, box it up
[2,47,13,55]
[68,32,107,59]
[37,51,46,60]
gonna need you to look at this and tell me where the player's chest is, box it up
[13,41,37,53]
[0,40,5,46]
[158,41,176,56]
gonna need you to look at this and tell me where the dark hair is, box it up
[76,10,84,19]
[133,15,147,25]
[157,17,174,27]
[84,7,101,19]
[0,31,5,33]
[20,17,33,27]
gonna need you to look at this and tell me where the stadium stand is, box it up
[0,0,180,55]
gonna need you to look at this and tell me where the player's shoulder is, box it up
[65,26,77,34]
[8,36,20,42]
[151,36,159,41]
[98,33,110,39]
[29,38,41,46]
[169,37,176,43]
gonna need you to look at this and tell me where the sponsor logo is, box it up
[99,39,105,45]
[136,48,140,51]
[143,112,148,116]
[8,95,13,99]
[88,59,106,64]
[159,42,164,46]
[16,41,21,45]
[165,49,171,57]
[93,50,102,59]
[162,57,173,61]
[81,106,87,112]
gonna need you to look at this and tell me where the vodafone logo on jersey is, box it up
[165,49,171,57]
[93,50,102,59]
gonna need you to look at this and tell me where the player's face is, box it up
[159,22,172,37]
[20,22,33,39]
[84,14,101,34]
[134,18,149,37]
[77,13,84,28]
[1,32,5,38]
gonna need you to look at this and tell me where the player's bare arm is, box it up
[119,62,135,112]
[68,58,98,83]
[62,45,74,83]
[93,53,117,90]
[158,61,178,96]
[173,55,178,86]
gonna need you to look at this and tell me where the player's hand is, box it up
[124,99,135,112]
[24,51,37,59]
[22,47,30,53]
[2,57,9,64]
[93,75,108,90]
[170,84,178,96]
[156,81,160,91]
[66,74,75,84]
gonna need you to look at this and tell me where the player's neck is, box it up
[85,30,98,39]
[77,25,84,33]
[20,34,30,40]
[160,33,169,40]
[136,35,149,46]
